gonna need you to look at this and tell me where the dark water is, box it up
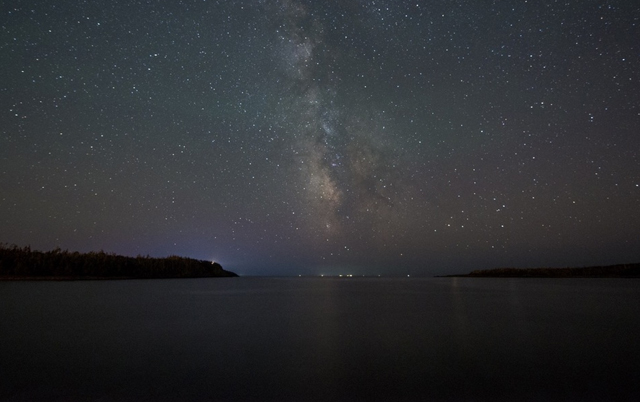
[1,277,639,401]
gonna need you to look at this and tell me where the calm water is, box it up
[1,277,639,401]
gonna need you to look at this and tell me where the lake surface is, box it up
[1,277,639,401]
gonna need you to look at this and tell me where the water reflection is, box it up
[1,278,639,401]
[449,277,472,371]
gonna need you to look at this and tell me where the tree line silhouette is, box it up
[0,244,237,279]
[463,264,640,278]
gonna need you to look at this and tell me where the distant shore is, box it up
[0,244,238,280]
[439,263,640,278]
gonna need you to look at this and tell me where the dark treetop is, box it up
[443,263,640,278]
[0,244,237,279]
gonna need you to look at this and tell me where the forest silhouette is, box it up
[0,244,237,279]
[452,264,640,278]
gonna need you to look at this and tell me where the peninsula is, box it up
[0,244,238,280]
[442,263,640,278]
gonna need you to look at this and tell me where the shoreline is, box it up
[0,275,237,281]
[438,263,640,278]
[0,244,238,279]
[437,275,640,278]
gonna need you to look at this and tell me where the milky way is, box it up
[273,1,416,243]
[1,0,639,275]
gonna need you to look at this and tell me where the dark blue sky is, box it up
[2,0,639,276]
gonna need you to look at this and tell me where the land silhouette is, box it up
[443,263,640,278]
[0,244,237,280]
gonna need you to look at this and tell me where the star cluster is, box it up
[1,0,639,275]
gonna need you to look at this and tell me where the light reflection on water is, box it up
[1,277,639,401]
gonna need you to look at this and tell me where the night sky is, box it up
[1,1,639,276]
